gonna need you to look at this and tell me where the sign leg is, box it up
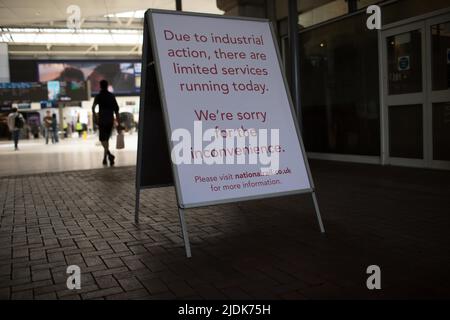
[311,191,325,233]
[135,188,140,224]
[178,207,192,258]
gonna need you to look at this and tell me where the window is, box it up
[431,21,450,91]
[299,12,380,156]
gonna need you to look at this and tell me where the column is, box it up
[0,43,10,82]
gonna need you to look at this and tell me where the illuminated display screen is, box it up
[38,60,141,95]
[0,81,89,106]
[0,82,47,105]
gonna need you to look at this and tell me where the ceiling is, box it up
[0,0,222,26]
[0,0,222,57]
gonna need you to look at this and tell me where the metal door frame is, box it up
[380,21,427,168]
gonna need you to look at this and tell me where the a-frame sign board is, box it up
[135,9,325,258]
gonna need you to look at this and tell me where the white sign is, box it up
[149,11,312,208]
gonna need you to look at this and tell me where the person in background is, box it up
[75,120,83,138]
[51,113,59,143]
[63,117,68,138]
[7,107,25,151]
[43,110,53,144]
[92,79,120,166]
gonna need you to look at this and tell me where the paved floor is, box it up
[0,134,137,177]
[0,160,449,300]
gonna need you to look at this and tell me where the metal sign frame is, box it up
[136,9,325,258]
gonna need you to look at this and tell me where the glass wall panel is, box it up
[299,12,380,155]
[431,21,450,91]
[389,104,423,159]
[387,29,423,95]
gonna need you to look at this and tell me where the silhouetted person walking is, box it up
[43,110,52,144]
[7,107,24,151]
[92,80,120,166]
[51,113,59,143]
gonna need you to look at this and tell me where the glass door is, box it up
[381,21,427,167]
[427,13,450,169]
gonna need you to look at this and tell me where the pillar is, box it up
[0,43,10,82]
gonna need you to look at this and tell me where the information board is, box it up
[148,10,314,208]
[0,82,47,104]
[0,81,89,105]
[136,10,324,256]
